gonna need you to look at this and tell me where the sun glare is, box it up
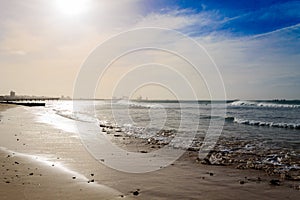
[56,0,90,16]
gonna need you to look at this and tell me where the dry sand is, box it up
[0,104,299,199]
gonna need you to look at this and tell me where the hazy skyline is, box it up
[0,0,299,100]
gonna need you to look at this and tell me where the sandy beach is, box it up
[0,104,299,199]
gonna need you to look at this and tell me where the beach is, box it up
[0,103,299,199]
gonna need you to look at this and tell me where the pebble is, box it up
[114,134,122,137]
[133,191,139,196]
[270,179,280,186]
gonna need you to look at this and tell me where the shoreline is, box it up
[0,104,131,200]
[0,105,299,199]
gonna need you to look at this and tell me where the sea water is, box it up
[41,100,300,173]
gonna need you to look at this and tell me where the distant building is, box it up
[10,91,15,97]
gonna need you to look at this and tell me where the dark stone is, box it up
[114,134,122,137]
[133,191,139,196]
[201,158,211,165]
[29,173,34,176]
[270,179,280,186]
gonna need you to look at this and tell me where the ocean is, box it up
[37,99,300,175]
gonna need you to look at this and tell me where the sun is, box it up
[55,0,90,16]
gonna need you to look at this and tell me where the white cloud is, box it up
[134,9,217,30]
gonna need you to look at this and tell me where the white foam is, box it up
[233,117,300,129]
[230,100,300,108]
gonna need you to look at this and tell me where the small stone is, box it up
[133,191,139,196]
[72,176,76,179]
[15,161,19,165]
[90,173,94,176]
[209,172,214,176]
[270,179,280,186]
[29,173,34,176]
[140,150,147,153]
[239,180,245,184]
[201,158,211,165]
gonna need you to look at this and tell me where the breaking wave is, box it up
[231,117,300,129]
[229,100,300,109]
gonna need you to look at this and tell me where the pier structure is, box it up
[0,91,59,107]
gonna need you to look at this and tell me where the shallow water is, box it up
[40,100,300,173]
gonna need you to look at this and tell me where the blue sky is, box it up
[135,0,300,99]
[0,0,299,99]
[141,0,300,36]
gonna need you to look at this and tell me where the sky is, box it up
[0,0,299,100]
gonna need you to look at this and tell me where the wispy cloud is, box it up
[134,9,219,31]
[249,23,300,39]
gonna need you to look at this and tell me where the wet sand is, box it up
[0,104,130,200]
[0,104,299,199]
